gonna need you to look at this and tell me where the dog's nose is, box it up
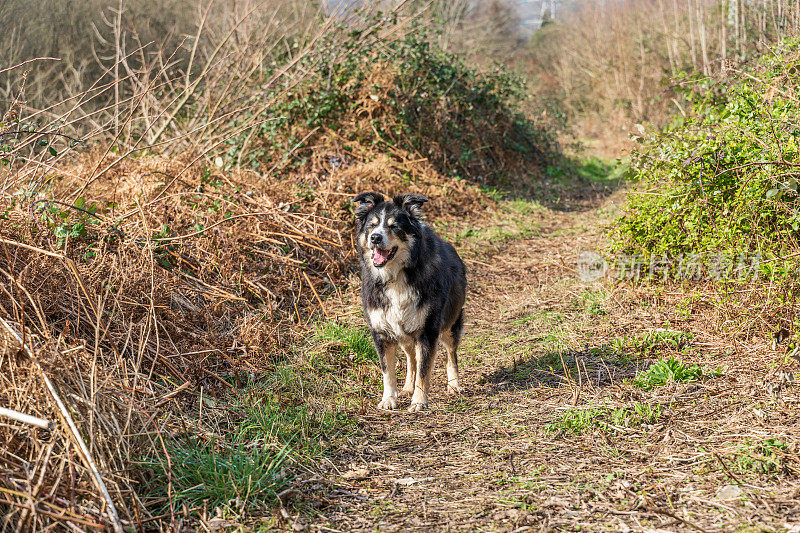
[370,233,382,245]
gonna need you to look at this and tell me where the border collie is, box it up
[353,192,466,412]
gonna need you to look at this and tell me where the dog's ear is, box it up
[353,192,384,219]
[394,194,428,218]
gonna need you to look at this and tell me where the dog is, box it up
[353,192,466,412]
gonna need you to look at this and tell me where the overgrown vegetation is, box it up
[6,0,800,530]
[613,38,800,276]
[520,0,800,146]
[227,27,554,189]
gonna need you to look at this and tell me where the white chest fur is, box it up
[368,275,427,341]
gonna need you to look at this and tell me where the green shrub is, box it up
[226,22,555,185]
[613,38,800,268]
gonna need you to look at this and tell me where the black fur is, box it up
[354,192,467,410]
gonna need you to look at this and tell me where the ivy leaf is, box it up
[766,188,780,199]
[48,146,57,157]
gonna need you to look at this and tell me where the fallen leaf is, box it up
[393,476,432,486]
[716,484,744,500]
[208,517,238,532]
[343,467,370,480]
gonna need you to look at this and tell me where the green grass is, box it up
[451,196,544,246]
[545,403,662,435]
[140,438,290,512]
[572,288,608,316]
[237,387,354,458]
[573,156,626,183]
[511,308,564,327]
[139,384,355,514]
[315,321,376,364]
[736,438,789,475]
[546,408,604,434]
[614,329,690,354]
[504,198,545,215]
[454,218,540,245]
[632,357,722,390]
[570,329,691,366]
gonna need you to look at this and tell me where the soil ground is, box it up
[296,186,800,532]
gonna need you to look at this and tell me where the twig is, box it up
[0,406,53,430]
[303,271,330,319]
[0,497,105,529]
[0,57,60,75]
[643,506,708,533]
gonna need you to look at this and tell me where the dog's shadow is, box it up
[478,347,643,392]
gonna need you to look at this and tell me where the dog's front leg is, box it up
[398,342,416,397]
[408,333,437,412]
[374,336,399,410]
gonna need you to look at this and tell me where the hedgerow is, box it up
[612,39,800,265]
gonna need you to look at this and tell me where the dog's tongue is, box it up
[372,248,390,265]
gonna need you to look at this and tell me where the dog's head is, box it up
[353,192,427,270]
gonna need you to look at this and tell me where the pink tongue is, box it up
[372,248,390,265]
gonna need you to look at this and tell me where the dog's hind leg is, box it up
[374,335,399,410]
[408,332,438,412]
[398,342,416,397]
[440,334,461,395]
[442,309,464,394]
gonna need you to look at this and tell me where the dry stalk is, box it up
[0,317,123,533]
[0,407,52,430]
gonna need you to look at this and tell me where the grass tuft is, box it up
[545,403,662,435]
[633,357,721,390]
[236,386,354,458]
[315,321,376,365]
[140,439,290,512]
[736,438,789,475]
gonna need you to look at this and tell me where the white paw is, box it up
[377,397,398,410]
[447,382,462,395]
[407,401,428,413]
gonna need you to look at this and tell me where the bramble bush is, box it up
[225,20,557,187]
[613,38,800,266]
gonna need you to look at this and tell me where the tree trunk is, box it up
[688,0,698,69]
[697,0,710,75]
[659,0,678,75]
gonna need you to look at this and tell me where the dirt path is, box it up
[304,192,800,532]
